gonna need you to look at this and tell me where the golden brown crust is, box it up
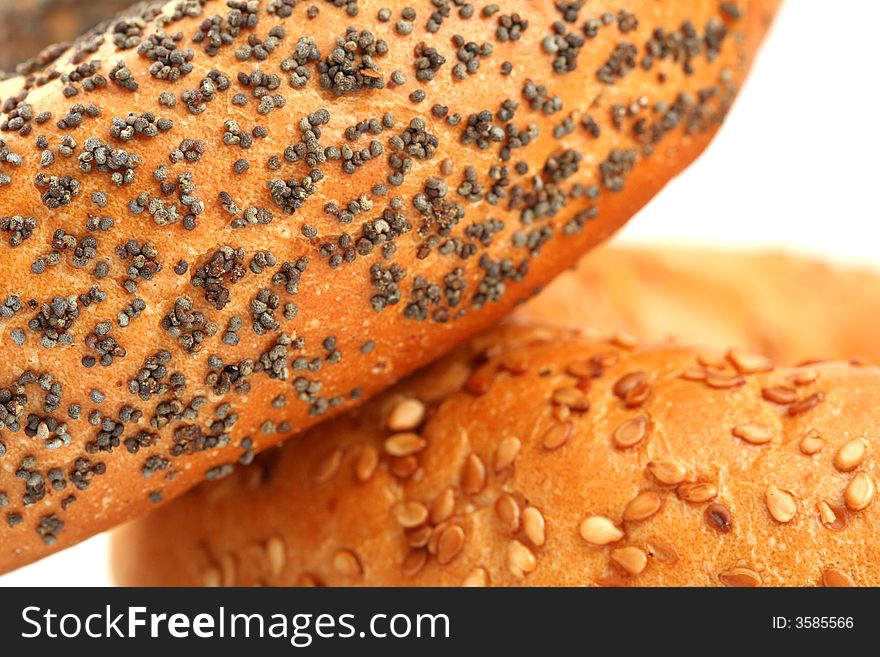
[112,324,879,587]
[520,247,880,364]
[0,0,776,572]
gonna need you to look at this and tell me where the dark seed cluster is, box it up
[318,27,387,95]
[161,297,218,354]
[34,173,81,208]
[1,215,36,246]
[138,32,195,81]
[116,240,162,292]
[191,246,247,310]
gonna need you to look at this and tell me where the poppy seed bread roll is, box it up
[0,0,777,572]
[521,247,880,364]
[112,324,879,586]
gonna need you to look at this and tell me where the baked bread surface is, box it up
[113,323,878,587]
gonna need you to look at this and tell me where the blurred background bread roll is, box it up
[0,0,132,73]
[520,247,880,364]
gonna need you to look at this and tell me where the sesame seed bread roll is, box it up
[0,0,777,572]
[522,247,880,364]
[112,325,879,587]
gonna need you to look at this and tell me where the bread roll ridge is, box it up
[0,0,776,571]
[112,324,879,586]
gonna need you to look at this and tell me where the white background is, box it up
[3,0,879,587]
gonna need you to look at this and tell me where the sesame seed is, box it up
[647,459,687,485]
[645,538,679,564]
[265,537,286,577]
[727,349,774,374]
[623,491,663,522]
[697,351,728,370]
[705,502,733,532]
[392,456,419,479]
[494,436,522,472]
[677,482,718,504]
[461,453,486,495]
[495,493,520,532]
[461,568,489,587]
[834,438,866,472]
[542,421,572,450]
[788,391,824,416]
[761,385,797,405]
[799,432,825,455]
[821,568,856,587]
[732,422,774,445]
[402,548,427,577]
[579,515,624,546]
[704,372,745,389]
[844,472,874,511]
[765,486,798,523]
[718,567,762,587]
[202,569,221,587]
[332,548,363,578]
[791,370,819,386]
[487,537,527,581]
[384,432,426,456]
[407,527,431,549]
[464,366,494,395]
[395,502,429,528]
[354,445,379,482]
[816,500,848,531]
[312,448,343,484]
[612,371,649,406]
[387,397,426,431]
[522,507,546,546]
[612,415,649,449]
[551,386,589,411]
[430,487,455,525]
[436,525,465,564]
[610,546,647,576]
